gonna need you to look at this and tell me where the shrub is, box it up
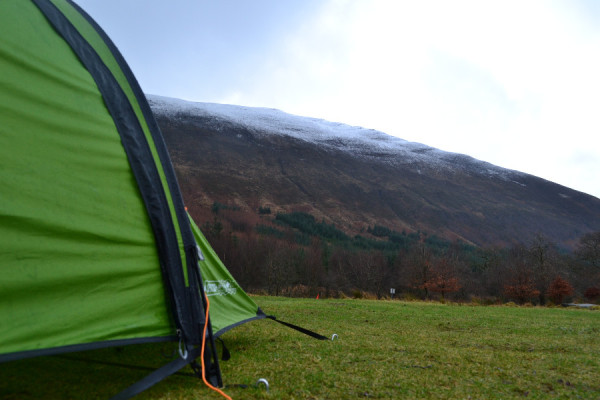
[547,276,574,305]
[401,292,420,302]
[258,206,271,215]
[584,287,600,303]
[504,277,540,304]
[424,274,460,300]
[338,291,351,300]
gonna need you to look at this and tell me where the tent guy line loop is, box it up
[331,333,338,341]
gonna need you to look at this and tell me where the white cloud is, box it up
[229,0,600,198]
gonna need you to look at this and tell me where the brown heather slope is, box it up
[149,97,600,249]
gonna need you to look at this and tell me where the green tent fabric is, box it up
[189,214,266,337]
[1,0,174,358]
[0,0,263,396]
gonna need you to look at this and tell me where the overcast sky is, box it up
[75,0,600,199]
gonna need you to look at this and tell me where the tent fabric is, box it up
[32,0,208,345]
[1,0,175,358]
[189,214,266,337]
[0,0,261,386]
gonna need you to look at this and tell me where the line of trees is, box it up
[198,206,600,305]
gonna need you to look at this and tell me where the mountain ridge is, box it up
[148,95,600,249]
[149,94,525,179]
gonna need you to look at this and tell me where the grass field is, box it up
[1,297,599,399]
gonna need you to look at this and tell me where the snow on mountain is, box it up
[147,94,521,181]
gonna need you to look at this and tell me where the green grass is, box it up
[1,297,599,399]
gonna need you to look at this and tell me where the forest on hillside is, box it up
[195,203,600,305]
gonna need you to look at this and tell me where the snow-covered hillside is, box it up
[147,94,520,180]
[149,94,600,249]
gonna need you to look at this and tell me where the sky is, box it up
[75,0,600,199]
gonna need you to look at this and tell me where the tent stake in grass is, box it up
[256,378,270,392]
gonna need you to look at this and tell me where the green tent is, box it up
[0,0,264,397]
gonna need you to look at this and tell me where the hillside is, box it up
[148,95,600,249]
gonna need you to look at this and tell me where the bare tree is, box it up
[502,244,540,304]
[528,234,560,304]
[328,247,352,294]
[403,237,434,299]
[264,239,298,296]
[577,232,600,268]
[302,237,326,296]
[473,246,505,299]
